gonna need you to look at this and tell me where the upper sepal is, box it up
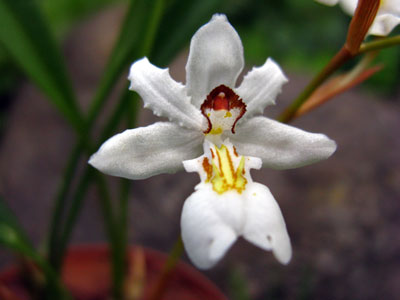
[185,14,244,108]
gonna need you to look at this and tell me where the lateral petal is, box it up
[370,13,400,36]
[228,116,337,169]
[180,185,243,269]
[235,58,288,118]
[128,57,205,131]
[186,14,244,108]
[242,182,292,264]
[89,122,203,180]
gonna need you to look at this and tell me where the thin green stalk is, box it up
[52,93,131,270]
[94,173,123,300]
[139,0,165,57]
[359,35,400,53]
[85,0,164,137]
[279,35,400,123]
[47,140,85,268]
[52,167,93,270]
[278,46,353,123]
[112,98,139,299]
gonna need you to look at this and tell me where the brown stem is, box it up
[278,46,353,123]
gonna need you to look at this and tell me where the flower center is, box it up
[202,143,247,194]
[200,85,246,136]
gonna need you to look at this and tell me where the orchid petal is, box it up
[227,116,337,170]
[181,185,243,269]
[370,13,400,36]
[186,14,244,108]
[315,0,340,5]
[338,0,357,15]
[235,58,288,118]
[89,122,203,180]
[128,58,205,131]
[243,183,292,264]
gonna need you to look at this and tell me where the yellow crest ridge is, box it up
[203,144,247,194]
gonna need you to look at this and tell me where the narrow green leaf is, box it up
[0,196,31,252]
[87,0,165,127]
[40,0,124,35]
[0,0,83,131]
[0,196,71,299]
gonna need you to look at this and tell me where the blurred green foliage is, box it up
[0,0,399,113]
[229,0,400,95]
[40,0,123,35]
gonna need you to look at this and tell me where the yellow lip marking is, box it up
[202,144,247,194]
[208,127,223,135]
[224,111,232,118]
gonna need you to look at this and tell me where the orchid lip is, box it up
[200,85,246,134]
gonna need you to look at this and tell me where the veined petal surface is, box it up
[242,183,292,264]
[186,14,244,108]
[128,58,205,131]
[235,58,288,118]
[181,185,243,269]
[89,122,203,180]
[227,116,337,170]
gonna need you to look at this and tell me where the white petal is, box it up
[227,116,337,170]
[89,122,203,180]
[370,13,400,36]
[128,57,205,131]
[186,14,244,108]
[316,0,400,36]
[315,0,356,15]
[380,0,400,15]
[242,183,292,264]
[181,185,244,269]
[315,0,340,6]
[338,0,357,15]
[235,58,288,118]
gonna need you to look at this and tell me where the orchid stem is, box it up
[359,35,400,54]
[278,46,353,123]
[279,34,400,123]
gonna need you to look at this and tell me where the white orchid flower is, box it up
[89,14,337,269]
[316,0,400,36]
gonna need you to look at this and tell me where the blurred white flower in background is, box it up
[316,0,400,36]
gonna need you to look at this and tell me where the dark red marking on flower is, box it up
[200,85,246,134]
[233,146,239,157]
[210,148,215,159]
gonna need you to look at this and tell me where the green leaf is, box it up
[40,0,124,35]
[0,196,70,299]
[0,0,83,131]
[0,196,32,253]
[87,0,165,126]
